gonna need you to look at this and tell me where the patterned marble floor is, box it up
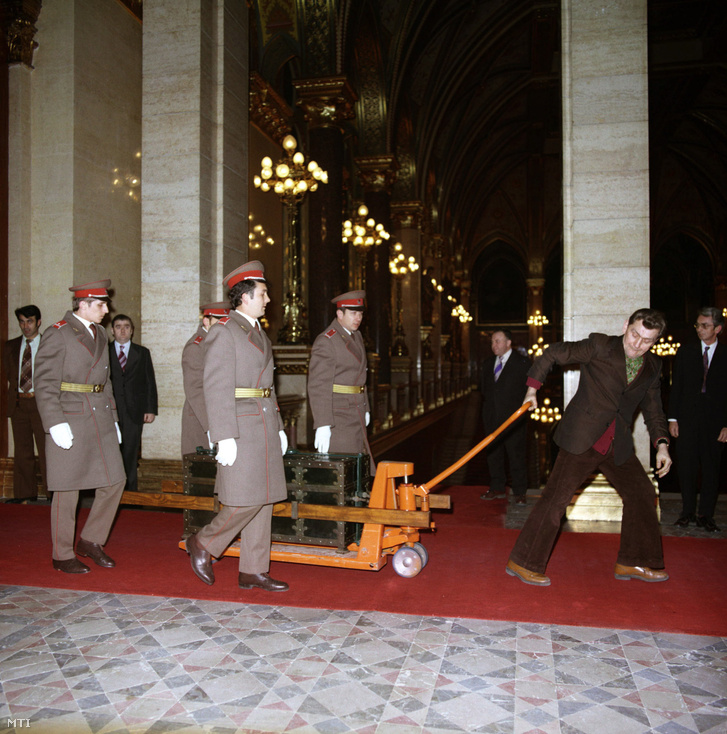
[1,584,726,734]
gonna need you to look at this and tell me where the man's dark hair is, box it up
[229,279,265,310]
[15,304,41,321]
[627,308,667,338]
[492,328,513,342]
[698,306,724,329]
[72,296,109,311]
[112,314,134,329]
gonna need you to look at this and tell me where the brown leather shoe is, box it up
[77,538,115,568]
[614,563,669,582]
[186,533,214,585]
[505,559,551,586]
[53,557,90,574]
[238,572,289,592]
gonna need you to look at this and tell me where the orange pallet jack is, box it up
[176,403,530,578]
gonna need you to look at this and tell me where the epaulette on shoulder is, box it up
[52,320,67,329]
[324,328,337,339]
[193,335,204,345]
[217,316,231,325]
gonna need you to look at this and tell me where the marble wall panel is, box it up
[571,122,649,174]
[571,219,650,268]
[569,0,645,26]
[571,171,649,221]
[570,74,648,126]
[571,29,647,78]
[570,267,650,315]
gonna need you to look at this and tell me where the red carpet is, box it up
[2,490,726,637]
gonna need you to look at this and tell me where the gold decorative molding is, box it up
[293,76,357,130]
[390,201,423,229]
[355,154,399,194]
[249,71,293,145]
[3,0,41,67]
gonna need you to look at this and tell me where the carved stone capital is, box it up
[355,154,399,193]
[390,201,423,229]
[3,0,42,67]
[293,76,357,130]
[249,71,293,144]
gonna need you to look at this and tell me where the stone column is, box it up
[391,201,423,413]
[142,0,248,458]
[356,155,398,384]
[562,0,652,518]
[5,0,39,322]
[294,76,357,340]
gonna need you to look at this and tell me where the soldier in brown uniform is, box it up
[34,280,126,574]
[180,302,229,458]
[307,290,375,473]
[185,261,290,592]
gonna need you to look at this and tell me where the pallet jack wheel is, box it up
[411,542,429,568]
[392,546,423,578]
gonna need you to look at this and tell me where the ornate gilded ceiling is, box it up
[251,0,726,322]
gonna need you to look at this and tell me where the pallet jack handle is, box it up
[418,402,532,493]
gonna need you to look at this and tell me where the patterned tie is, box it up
[20,339,33,393]
[118,344,127,372]
[494,357,503,381]
[702,345,709,393]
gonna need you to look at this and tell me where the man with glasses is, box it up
[505,308,673,586]
[669,307,727,532]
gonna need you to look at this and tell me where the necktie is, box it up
[20,339,33,393]
[494,357,503,381]
[254,322,260,333]
[90,323,97,341]
[119,344,126,372]
[702,345,709,393]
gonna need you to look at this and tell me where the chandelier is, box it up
[343,205,390,249]
[253,135,328,204]
[652,335,680,357]
[389,243,419,357]
[253,134,328,344]
[527,310,549,327]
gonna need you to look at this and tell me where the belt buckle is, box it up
[262,388,271,397]
[92,384,103,393]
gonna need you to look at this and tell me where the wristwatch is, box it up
[656,438,669,447]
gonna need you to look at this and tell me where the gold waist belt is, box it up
[234,387,272,398]
[60,382,105,393]
[332,384,365,394]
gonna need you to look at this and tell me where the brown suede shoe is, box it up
[53,557,90,574]
[614,563,669,582]
[186,533,214,585]
[238,572,289,592]
[505,559,551,586]
[76,538,115,568]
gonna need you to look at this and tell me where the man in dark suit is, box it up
[669,307,727,532]
[3,304,47,502]
[506,308,673,587]
[109,314,158,494]
[480,329,531,503]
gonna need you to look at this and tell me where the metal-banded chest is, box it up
[272,452,370,551]
[181,450,371,550]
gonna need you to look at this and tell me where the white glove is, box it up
[279,430,288,455]
[215,438,237,466]
[206,431,213,450]
[115,422,122,444]
[50,423,74,450]
[365,412,370,426]
[315,425,331,453]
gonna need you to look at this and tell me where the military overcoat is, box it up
[307,318,374,471]
[203,310,286,506]
[34,311,125,491]
[181,324,209,457]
